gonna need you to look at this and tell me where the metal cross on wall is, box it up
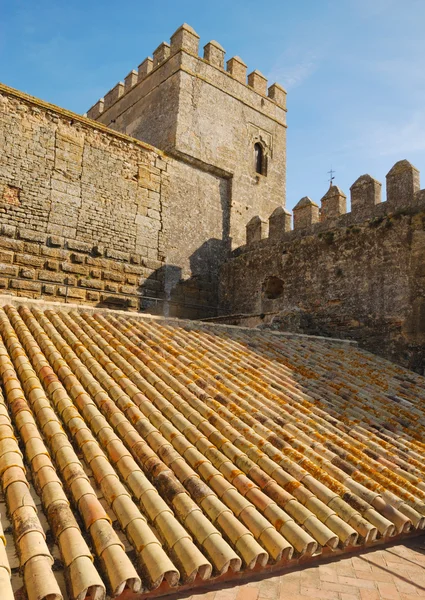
[328,167,335,186]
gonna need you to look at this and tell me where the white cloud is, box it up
[266,50,320,89]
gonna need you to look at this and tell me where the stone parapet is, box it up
[246,216,267,245]
[235,159,423,252]
[320,185,347,222]
[86,23,287,120]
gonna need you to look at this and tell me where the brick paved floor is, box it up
[183,537,425,600]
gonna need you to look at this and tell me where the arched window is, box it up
[254,143,266,175]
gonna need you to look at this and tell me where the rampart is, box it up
[0,83,222,317]
[218,160,425,373]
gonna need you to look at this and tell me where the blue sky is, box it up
[1,0,424,211]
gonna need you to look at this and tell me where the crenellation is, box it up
[138,57,153,80]
[350,174,381,217]
[246,216,267,245]
[104,82,124,109]
[170,23,200,56]
[293,197,320,230]
[226,56,248,84]
[203,40,226,69]
[268,206,292,242]
[268,83,287,108]
[152,42,170,68]
[386,159,420,210]
[320,185,347,221]
[124,69,138,92]
[247,70,268,96]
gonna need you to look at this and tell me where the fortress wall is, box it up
[0,84,224,315]
[89,24,287,250]
[219,163,425,373]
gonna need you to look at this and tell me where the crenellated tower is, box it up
[86,24,287,248]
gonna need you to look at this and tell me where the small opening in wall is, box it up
[263,276,284,299]
[254,143,266,176]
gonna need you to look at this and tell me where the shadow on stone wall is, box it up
[138,237,231,320]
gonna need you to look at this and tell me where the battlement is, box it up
[242,159,424,248]
[86,23,287,120]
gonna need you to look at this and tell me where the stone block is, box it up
[42,284,56,295]
[105,248,130,262]
[100,293,128,306]
[0,264,17,277]
[120,284,136,295]
[23,242,40,255]
[103,270,125,283]
[268,83,287,107]
[247,70,268,95]
[48,235,64,247]
[170,23,200,56]
[203,40,225,69]
[15,254,44,268]
[57,286,85,300]
[0,278,8,289]
[155,158,167,171]
[128,298,139,309]
[268,207,292,241]
[61,262,89,276]
[226,56,247,83]
[138,57,153,80]
[45,260,59,271]
[17,229,46,244]
[386,159,420,210]
[293,197,320,229]
[70,253,84,264]
[350,174,382,216]
[104,82,124,110]
[67,239,92,253]
[41,247,68,260]
[86,99,104,120]
[38,271,65,284]
[1,224,16,238]
[0,250,14,264]
[153,42,170,68]
[79,278,104,290]
[0,238,24,252]
[246,215,267,245]
[10,280,42,293]
[86,291,100,302]
[320,185,347,221]
[124,264,144,275]
[124,70,138,92]
[19,268,35,279]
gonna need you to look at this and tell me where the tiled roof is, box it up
[0,303,424,600]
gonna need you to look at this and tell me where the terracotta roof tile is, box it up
[0,303,423,599]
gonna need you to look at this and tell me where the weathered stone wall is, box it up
[0,83,226,316]
[88,24,287,249]
[219,162,425,373]
[0,84,167,308]
[159,159,230,318]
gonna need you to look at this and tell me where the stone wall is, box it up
[0,83,225,316]
[88,23,287,249]
[219,161,425,373]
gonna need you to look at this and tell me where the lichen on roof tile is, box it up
[0,303,424,599]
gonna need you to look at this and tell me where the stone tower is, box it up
[87,24,287,249]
